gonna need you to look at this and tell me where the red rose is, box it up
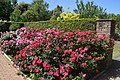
[71,57,75,63]
[22,52,26,57]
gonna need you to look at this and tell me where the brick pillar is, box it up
[96,19,115,39]
[96,19,115,68]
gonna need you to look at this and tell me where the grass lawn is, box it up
[113,41,120,58]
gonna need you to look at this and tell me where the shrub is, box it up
[0,27,38,56]
[9,23,21,31]
[3,27,114,80]
[57,12,81,20]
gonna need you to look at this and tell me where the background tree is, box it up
[0,0,13,20]
[10,2,30,21]
[21,10,39,22]
[11,0,18,8]
[50,5,63,20]
[10,0,51,22]
[29,0,51,21]
[74,0,107,19]
[107,13,120,40]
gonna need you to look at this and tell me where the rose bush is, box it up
[0,27,43,57]
[0,27,115,80]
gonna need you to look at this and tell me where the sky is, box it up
[17,0,120,14]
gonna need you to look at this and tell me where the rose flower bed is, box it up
[0,27,115,80]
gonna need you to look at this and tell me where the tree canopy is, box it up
[74,0,107,19]
[10,0,51,22]
[0,0,15,20]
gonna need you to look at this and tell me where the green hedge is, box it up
[24,19,96,31]
[0,18,96,31]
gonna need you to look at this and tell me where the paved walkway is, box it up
[0,52,24,80]
[97,57,120,80]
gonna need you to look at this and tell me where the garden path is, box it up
[97,57,120,80]
[0,52,24,80]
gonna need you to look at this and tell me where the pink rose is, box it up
[63,72,68,77]
[82,74,86,78]
[79,54,84,58]
[24,64,27,68]
[43,62,47,68]
[32,60,36,65]
[28,65,32,70]
[34,56,38,61]
[37,59,42,64]
[82,62,87,67]
[54,70,59,77]
[35,68,40,73]
[65,64,70,68]
[41,77,45,80]
[87,56,92,59]
[49,70,53,75]
[104,44,108,48]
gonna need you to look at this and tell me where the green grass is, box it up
[113,41,120,58]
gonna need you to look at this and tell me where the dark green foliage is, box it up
[0,22,10,32]
[30,0,50,21]
[0,0,13,20]
[9,23,20,31]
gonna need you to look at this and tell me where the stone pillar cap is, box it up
[96,19,115,21]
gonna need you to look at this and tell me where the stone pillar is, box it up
[96,19,115,39]
[96,19,115,68]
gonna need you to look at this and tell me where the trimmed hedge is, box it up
[24,19,96,31]
[0,18,96,31]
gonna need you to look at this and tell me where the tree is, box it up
[21,10,39,22]
[11,0,18,8]
[10,9,22,21]
[50,5,63,20]
[74,0,107,19]
[10,2,30,22]
[108,14,120,34]
[0,0,13,20]
[10,0,51,22]
[29,0,51,21]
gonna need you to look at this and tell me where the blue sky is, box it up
[17,0,120,14]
